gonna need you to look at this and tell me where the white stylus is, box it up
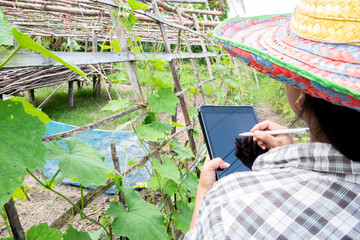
[239,128,310,137]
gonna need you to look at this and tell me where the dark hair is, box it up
[306,95,360,161]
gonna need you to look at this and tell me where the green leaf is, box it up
[148,88,179,115]
[46,138,115,187]
[114,116,138,132]
[147,174,178,195]
[180,171,199,198]
[11,28,87,79]
[110,39,121,52]
[11,97,51,124]
[12,185,30,201]
[172,200,194,234]
[153,156,180,183]
[136,121,173,141]
[107,187,167,240]
[128,0,149,10]
[63,226,91,240]
[135,37,142,42]
[150,76,171,89]
[153,63,165,70]
[171,140,194,159]
[149,58,167,65]
[171,121,184,127]
[0,100,47,208]
[187,107,197,117]
[101,98,130,112]
[0,7,14,46]
[26,223,62,240]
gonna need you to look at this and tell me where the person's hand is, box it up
[251,120,292,150]
[189,155,230,230]
[198,155,230,194]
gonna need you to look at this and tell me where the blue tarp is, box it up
[43,121,152,194]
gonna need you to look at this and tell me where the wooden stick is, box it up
[4,198,26,240]
[151,0,197,155]
[37,82,67,109]
[42,105,142,142]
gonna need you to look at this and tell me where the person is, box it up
[184,0,360,239]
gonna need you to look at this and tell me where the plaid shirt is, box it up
[185,142,360,239]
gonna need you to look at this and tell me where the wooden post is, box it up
[85,37,88,53]
[176,8,206,107]
[68,81,74,107]
[28,89,35,103]
[151,0,197,155]
[108,6,147,118]
[193,12,217,92]
[0,94,3,100]
[4,198,26,240]
[92,32,101,97]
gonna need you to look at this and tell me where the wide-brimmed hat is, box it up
[214,0,360,111]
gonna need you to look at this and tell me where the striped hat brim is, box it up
[214,15,360,111]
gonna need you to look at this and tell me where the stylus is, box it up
[238,128,310,137]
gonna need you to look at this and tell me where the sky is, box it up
[227,0,298,17]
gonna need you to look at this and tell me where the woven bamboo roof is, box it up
[1,0,222,45]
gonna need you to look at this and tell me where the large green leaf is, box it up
[0,7,14,46]
[171,140,194,159]
[172,200,194,234]
[46,138,115,187]
[148,88,179,115]
[11,28,86,79]
[11,98,51,124]
[0,100,47,208]
[136,121,173,141]
[153,156,180,183]
[107,187,167,240]
[63,226,92,240]
[26,223,62,240]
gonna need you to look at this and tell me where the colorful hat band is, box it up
[214,15,360,112]
[219,41,360,111]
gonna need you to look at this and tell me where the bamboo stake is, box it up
[176,8,206,107]
[151,0,196,155]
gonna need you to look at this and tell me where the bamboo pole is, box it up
[192,12,217,93]
[176,8,206,107]
[151,0,196,156]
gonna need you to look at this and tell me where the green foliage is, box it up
[0,99,47,208]
[46,138,116,187]
[171,139,194,159]
[172,200,194,234]
[136,121,173,141]
[63,226,92,240]
[148,88,179,115]
[10,97,51,124]
[101,98,130,112]
[107,187,167,240]
[180,171,199,198]
[26,223,62,240]
[152,156,180,183]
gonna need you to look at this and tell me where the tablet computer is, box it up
[198,105,262,179]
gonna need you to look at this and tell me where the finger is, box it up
[206,157,230,170]
[251,120,271,132]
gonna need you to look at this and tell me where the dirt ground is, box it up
[0,102,282,238]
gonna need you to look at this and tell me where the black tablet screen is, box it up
[199,105,259,178]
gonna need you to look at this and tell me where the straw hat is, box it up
[214,0,360,111]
